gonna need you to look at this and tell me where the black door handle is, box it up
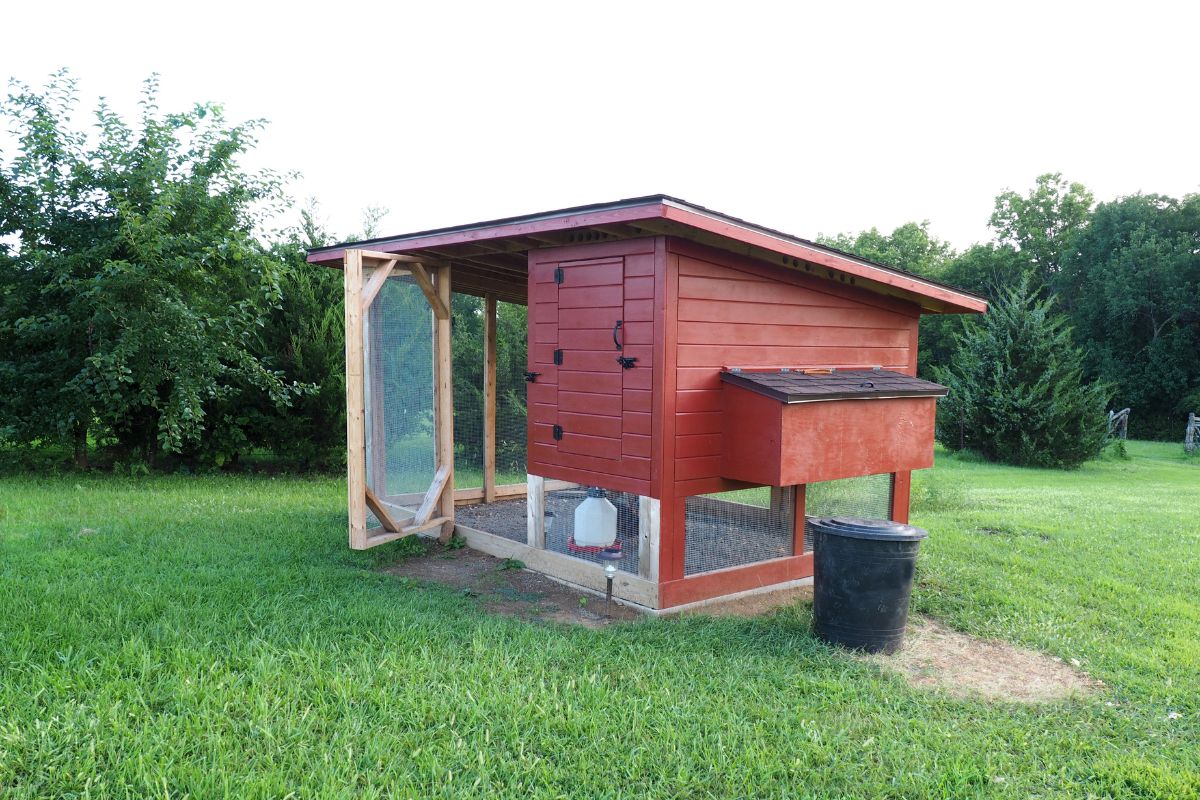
[613,319,623,351]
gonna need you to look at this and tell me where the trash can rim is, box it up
[810,516,928,542]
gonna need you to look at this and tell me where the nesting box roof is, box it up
[307,195,987,314]
[720,369,949,404]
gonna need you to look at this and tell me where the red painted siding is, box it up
[665,240,922,497]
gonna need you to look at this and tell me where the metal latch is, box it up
[552,424,563,440]
[525,371,541,383]
[617,356,638,369]
[553,349,563,365]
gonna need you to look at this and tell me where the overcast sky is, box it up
[4,1,1197,249]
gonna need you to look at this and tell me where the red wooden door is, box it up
[557,256,625,461]
[527,241,656,494]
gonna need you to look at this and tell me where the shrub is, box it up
[935,278,1110,469]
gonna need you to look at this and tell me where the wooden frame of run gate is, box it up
[344,249,456,549]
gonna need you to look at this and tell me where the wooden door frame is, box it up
[345,249,455,549]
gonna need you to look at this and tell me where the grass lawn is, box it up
[1,442,1197,798]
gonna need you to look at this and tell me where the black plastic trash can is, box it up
[810,517,928,654]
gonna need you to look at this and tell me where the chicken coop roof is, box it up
[306,195,988,314]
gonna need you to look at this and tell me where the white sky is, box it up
[4,0,1197,249]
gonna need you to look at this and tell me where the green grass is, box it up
[0,442,1197,798]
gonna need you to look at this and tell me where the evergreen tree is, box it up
[935,279,1109,468]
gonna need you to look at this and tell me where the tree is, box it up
[818,222,959,376]
[917,243,1027,374]
[1057,193,1200,438]
[0,72,303,466]
[820,221,956,279]
[934,279,1109,469]
[989,172,1093,286]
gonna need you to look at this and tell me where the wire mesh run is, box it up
[684,487,794,576]
[364,274,436,528]
[453,496,528,543]
[544,487,640,574]
[494,300,529,484]
[451,294,484,489]
[803,473,894,551]
[451,296,528,490]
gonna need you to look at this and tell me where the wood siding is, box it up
[665,239,922,498]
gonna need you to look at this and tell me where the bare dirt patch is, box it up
[383,541,642,627]
[873,616,1102,703]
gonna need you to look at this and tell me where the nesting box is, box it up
[308,196,985,611]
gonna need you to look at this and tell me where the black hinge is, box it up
[552,424,563,440]
[524,371,541,383]
[553,348,563,365]
[617,355,638,369]
[554,267,564,284]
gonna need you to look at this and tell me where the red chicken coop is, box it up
[306,196,986,611]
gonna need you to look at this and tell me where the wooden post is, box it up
[483,294,498,503]
[792,484,807,554]
[638,496,660,582]
[891,471,912,523]
[344,250,368,549]
[433,264,455,542]
[526,474,546,548]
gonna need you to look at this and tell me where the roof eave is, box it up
[306,196,988,315]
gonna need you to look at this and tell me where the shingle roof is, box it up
[720,368,948,404]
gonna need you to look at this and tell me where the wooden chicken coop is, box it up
[307,196,987,612]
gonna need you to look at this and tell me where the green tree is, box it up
[0,72,302,467]
[989,172,1094,286]
[935,279,1109,468]
[245,204,347,470]
[918,243,1027,373]
[820,221,956,279]
[1057,193,1200,438]
[819,222,960,376]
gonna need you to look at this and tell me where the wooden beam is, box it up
[526,474,545,549]
[455,523,659,608]
[891,472,911,524]
[638,496,660,582]
[483,294,497,503]
[414,464,452,526]
[444,257,528,283]
[410,262,450,320]
[365,485,402,532]
[453,479,574,505]
[360,260,395,311]
[793,483,808,555]
[361,516,451,549]
[434,264,455,541]
[358,249,448,268]
[344,250,368,550]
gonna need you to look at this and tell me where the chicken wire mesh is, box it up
[451,296,529,491]
[363,274,437,529]
[684,487,795,576]
[802,473,894,551]
[452,496,528,543]
[545,486,640,574]
[494,300,529,484]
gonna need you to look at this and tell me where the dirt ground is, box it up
[383,540,643,627]
[384,543,1098,702]
[873,616,1102,702]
